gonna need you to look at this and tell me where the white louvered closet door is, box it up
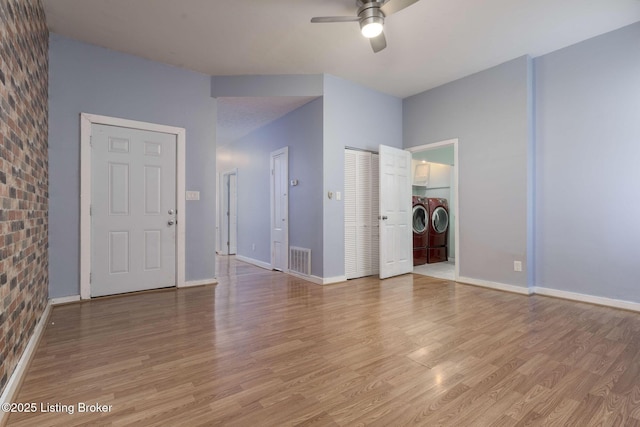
[345,150,358,279]
[370,153,380,275]
[345,149,379,279]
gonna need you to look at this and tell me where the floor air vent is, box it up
[289,247,311,276]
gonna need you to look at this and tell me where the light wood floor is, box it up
[7,257,640,426]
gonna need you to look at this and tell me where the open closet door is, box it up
[379,145,412,279]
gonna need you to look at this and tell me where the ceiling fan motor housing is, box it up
[358,1,385,36]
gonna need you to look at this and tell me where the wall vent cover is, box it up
[290,247,311,276]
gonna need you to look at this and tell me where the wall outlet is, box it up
[336,191,341,201]
[514,261,522,272]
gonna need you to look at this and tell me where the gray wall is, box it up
[48,34,217,298]
[535,22,640,301]
[404,56,533,288]
[217,98,324,277]
[323,75,403,279]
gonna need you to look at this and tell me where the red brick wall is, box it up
[0,0,49,393]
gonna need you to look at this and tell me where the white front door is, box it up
[270,147,288,271]
[91,123,177,297]
[379,145,412,279]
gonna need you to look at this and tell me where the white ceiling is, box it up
[43,0,640,142]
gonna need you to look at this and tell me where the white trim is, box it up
[235,254,273,270]
[288,272,347,285]
[457,276,533,295]
[0,302,51,418]
[183,278,218,288]
[534,287,640,313]
[406,139,460,281]
[50,295,81,305]
[80,113,186,299]
[320,275,347,285]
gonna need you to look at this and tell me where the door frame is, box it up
[219,169,238,255]
[79,113,186,299]
[406,138,460,281]
[270,147,289,271]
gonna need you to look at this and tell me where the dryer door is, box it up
[431,206,449,234]
[413,205,427,234]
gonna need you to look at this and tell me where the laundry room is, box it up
[410,142,457,280]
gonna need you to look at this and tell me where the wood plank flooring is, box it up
[7,256,640,426]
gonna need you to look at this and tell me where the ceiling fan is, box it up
[310,0,420,53]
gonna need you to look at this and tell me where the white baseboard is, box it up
[534,286,640,312]
[235,254,272,270]
[0,301,51,423]
[457,276,533,295]
[287,270,320,284]
[321,275,348,285]
[286,271,347,285]
[181,278,218,288]
[50,295,81,305]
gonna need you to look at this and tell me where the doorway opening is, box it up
[407,139,460,281]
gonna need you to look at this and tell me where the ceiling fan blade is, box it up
[310,16,359,23]
[380,0,419,16]
[370,32,387,53]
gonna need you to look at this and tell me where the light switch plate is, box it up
[186,191,200,201]
[514,261,522,272]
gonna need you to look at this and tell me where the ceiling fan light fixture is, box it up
[360,18,384,38]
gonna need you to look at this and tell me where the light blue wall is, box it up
[323,75,403,278]
[212,75,323,97]
[535,22,640,301]
[404,56,533,288]
[48,33,217,298]
[217,98,324,277]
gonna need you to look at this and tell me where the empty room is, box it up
[1,0,640,425]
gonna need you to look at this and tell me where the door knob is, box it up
[379,215,388,220]
[168,209,175,215]
[168,219,176,226]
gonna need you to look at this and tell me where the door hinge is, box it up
[90,273,92,283]
[271,169,274,175]
[90,136,92,146]
[90,205,92,216]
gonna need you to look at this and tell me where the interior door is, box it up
[379,144,412,279]
[371,153,380,275]
[344,149,372,279]
[228,173,237,255]
[270,147,288,271]
[220,171,238,255]
[91,124,177,296]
